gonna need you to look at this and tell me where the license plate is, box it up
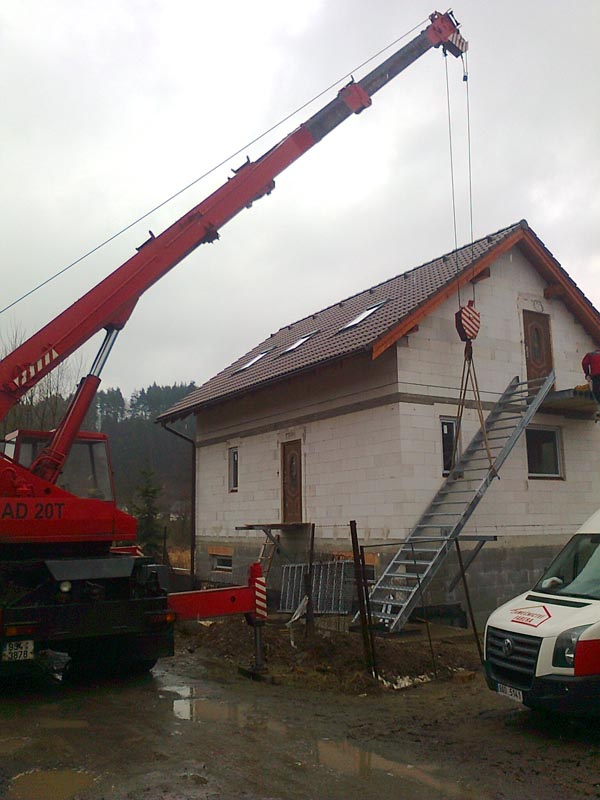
[496,682,523,703]
[2,640,34,662]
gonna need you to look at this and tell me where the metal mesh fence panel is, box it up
[279,561,354,614]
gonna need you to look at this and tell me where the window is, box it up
[234,348,274,373]
[526,427,562,478]
[209,546,233,573]
[228,447,239,492]
[339,301,386,332]
[281,330,319,354]
[211,554,233,573]
[2,440,15,460]
[440,417,458,476]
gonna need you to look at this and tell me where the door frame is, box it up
[523,309,554,385]
[281,439,303,524]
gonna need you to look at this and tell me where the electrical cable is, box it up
[0,18,428,319]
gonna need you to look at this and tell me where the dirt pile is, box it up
[177,616,483,693]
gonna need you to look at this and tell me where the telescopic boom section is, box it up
[0,11,467,424]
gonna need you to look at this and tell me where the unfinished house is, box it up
[158,220,600,624]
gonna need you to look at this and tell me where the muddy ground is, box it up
[0,618,599,799]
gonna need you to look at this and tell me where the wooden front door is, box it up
[282,440,302,524]
[523,310,553,384]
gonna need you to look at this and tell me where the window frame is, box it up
[525,425,564,480]
[338,301,386,332]
[233,347,275,373]
[280,330,319,354]
[440,416,459,476]
[228,446,239,492]
[211,554,233,573]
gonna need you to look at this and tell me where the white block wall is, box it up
[393,248,600,545]
[195,245,600,560]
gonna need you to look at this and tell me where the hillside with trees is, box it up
[96,382,196,512]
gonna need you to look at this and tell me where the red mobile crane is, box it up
[0,13,467,676]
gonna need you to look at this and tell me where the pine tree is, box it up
[132,467,164,560]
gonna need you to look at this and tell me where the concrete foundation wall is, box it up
[194,535,564,627]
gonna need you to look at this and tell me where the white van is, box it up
[484,510,600,714]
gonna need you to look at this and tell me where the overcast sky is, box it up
[1,1,599,400]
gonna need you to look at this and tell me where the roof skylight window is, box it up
[339,301,386,331]
[281,330,319,354]
[234,348,274,373]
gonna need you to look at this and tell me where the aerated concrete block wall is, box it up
[193,245,600,620]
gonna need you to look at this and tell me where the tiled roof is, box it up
[158,220,600,421]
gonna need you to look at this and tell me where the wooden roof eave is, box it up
[157,343,374,423]
[371,229,524,360]
[515,231,600,346]
[371,228,600,360]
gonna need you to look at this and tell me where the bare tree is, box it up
[0,322,85,438]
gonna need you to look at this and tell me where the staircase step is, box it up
[370,611,402,622]
[431,500,472,506]
[414,523,458,529]
[379,564,422,589]
[422,511,463,517]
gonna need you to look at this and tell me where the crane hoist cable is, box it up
[443,48,495,476]
[452,310,496,476]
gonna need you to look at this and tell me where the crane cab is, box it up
[2,428,116,502]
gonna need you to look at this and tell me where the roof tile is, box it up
[159,220,595,421]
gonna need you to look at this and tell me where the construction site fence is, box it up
[279,560,355,615]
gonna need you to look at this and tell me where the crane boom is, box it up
[0,10,468,683]
[0,11,466,428]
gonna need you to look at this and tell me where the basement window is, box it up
[211,554,233,573]
[228,447,239,492]
[339,301,386,332]
[526,427,563,479]
[209,545,233,573]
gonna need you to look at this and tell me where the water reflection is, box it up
[165,685,485,798]
[7,769,93,800]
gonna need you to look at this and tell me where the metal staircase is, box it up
[364,371,555,633]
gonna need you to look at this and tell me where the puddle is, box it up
[7,769,93,800]
[167,686,254,726]
[164,685,485,798]
[317,739,483,798]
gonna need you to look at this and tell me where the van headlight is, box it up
[552,625,591,668]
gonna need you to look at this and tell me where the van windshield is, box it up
[534,534,600,600]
